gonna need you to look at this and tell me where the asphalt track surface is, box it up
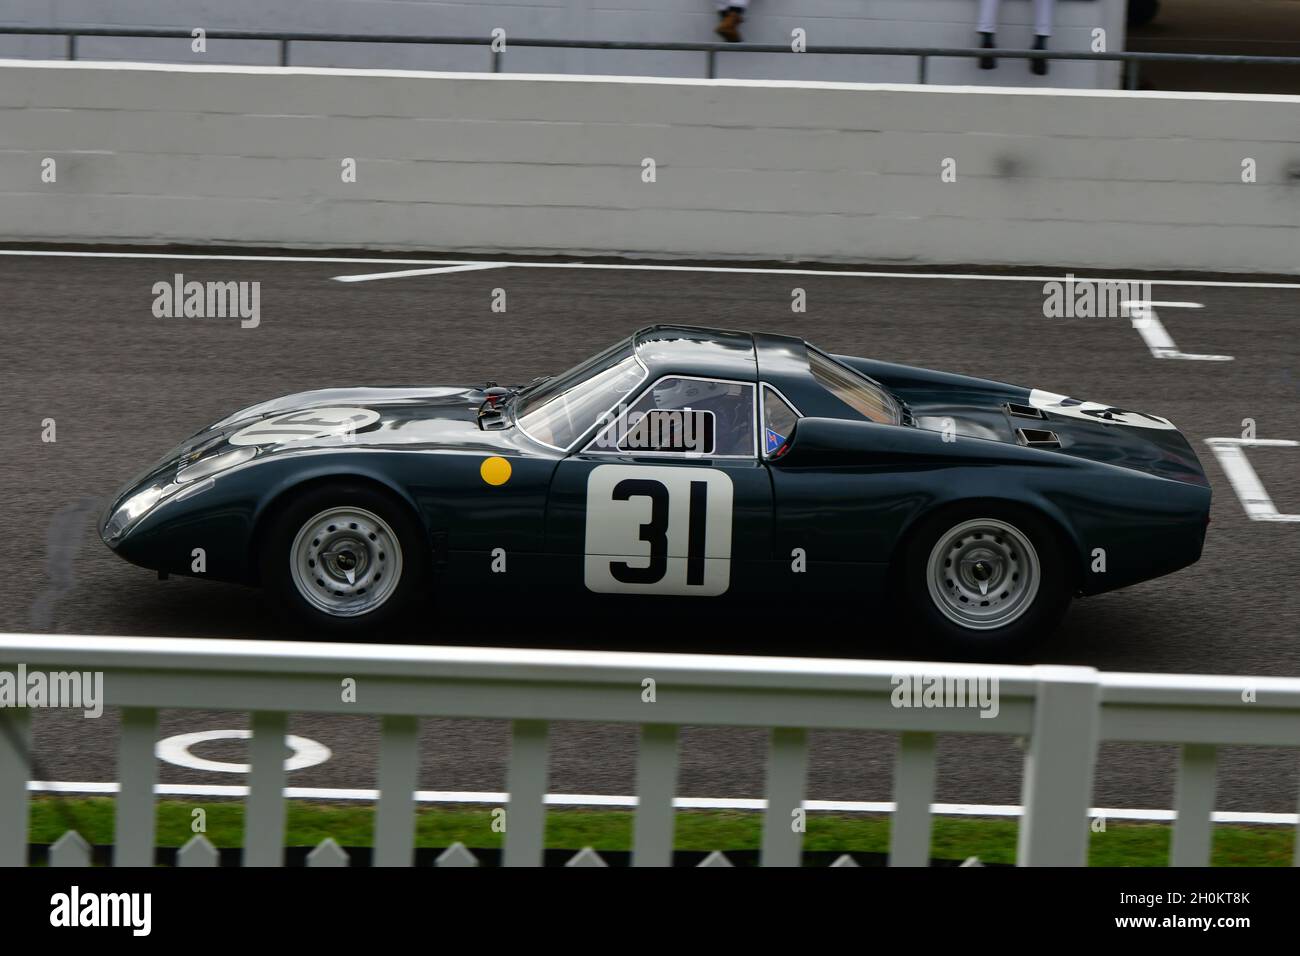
[3,250,1298,816]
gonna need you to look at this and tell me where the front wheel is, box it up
[260,483,428,633]
[898,507,1072,658]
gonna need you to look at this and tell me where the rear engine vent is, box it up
[1017,428,1061,449]
[1005,402,1047,419]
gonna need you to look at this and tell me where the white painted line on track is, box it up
[1124,301,1233,361]
[3,249,1300,290]
[155,730,331,773]
[333,263,505,282]
[27,780,1300,825]
[1205,438,1300,522]
[330,260,1300,289]
[0,250,478,266]
[11,57,1300,107]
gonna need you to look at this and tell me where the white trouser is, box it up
[977,0,1054,37]
[715,1,749,10]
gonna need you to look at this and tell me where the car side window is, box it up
[589,377,756,457]
[762,386,799,456]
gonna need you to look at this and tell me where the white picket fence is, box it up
[2,633,1299,867]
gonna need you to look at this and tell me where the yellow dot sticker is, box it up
[480,456,512,486]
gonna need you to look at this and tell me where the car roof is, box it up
[632,325,815,381]
[629,325,881,421]
[632,325,757,380]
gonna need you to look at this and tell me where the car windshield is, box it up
[807,347,901,425]
[515,340,646,449]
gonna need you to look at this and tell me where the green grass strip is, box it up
[27,797,1296,866]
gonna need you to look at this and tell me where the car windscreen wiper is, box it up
[516,374,552,397]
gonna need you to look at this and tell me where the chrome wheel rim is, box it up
[289,507,403,618]
[925,518,1039,631]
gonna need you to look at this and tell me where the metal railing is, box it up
[4,25,1300,90]
[3,632,1300,866]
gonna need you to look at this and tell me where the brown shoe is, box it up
[715,10,743,43]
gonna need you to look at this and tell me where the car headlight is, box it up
[177,446,256,483]
[103,485,168,543]
[104,446,255,545]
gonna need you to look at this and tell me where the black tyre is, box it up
[898,504,1072,658]
[259,482,428,634]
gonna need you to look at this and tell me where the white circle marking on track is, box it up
[155,729,331,774]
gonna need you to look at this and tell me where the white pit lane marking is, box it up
[156,729,331,773]
[332,262,506,283]
[1122,300,1233,361]
[1205,438,1300,523]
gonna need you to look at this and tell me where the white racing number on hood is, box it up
[229,407,381,446]
[1028,390,1177,431]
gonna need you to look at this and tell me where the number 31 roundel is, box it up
[584,465,734,596]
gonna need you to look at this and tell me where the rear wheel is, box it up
[260,483,427,633]
[899,506,1072,658]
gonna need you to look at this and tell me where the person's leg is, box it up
[1033,0,1054,37]
[1030,0,1053,74]
[977,0,999,69]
